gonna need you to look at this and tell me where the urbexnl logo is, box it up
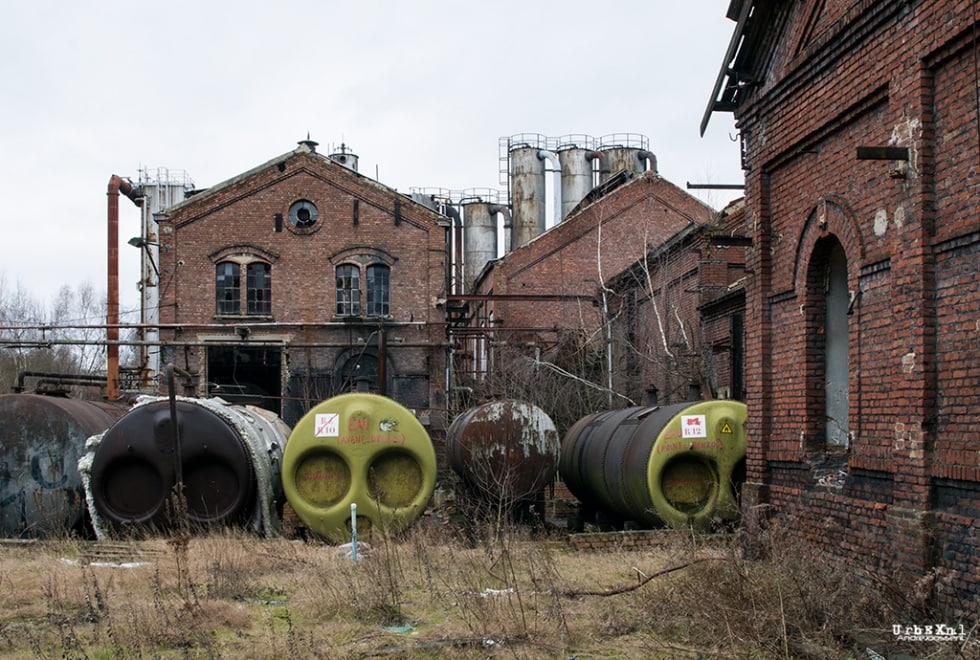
[892,623,966,642]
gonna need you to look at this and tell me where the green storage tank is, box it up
[281,393,436,543]
[559,400,747,530]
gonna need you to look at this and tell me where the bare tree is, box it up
[0,275,132,398]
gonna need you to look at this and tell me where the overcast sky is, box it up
[1,1,743,323]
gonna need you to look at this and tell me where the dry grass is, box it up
[0,521,973,659]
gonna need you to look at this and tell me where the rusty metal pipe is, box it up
[14,370,105,392]
[106,175,143,401]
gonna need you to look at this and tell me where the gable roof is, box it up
[163,141,447,227]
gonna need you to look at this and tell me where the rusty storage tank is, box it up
[0,393,125,537]
[80,396,288,538]
[281,392,437,543]
[559,400,747,530]
[447,399,559,503]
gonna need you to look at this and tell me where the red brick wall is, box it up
[469,173,714,385]
[157,146,449,429]
[730,0,980,616]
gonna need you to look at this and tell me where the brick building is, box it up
[705,0,980,615]
[155,140,450,431]
[605,198,748,406]
[453,168,718,429]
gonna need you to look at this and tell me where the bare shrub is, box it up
[0,526,973,658]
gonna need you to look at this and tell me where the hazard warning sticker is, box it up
[721,423,733,434]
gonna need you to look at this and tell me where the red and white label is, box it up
[681,414,707,439]
[314,413,340,437]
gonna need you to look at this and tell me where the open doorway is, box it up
[206,345,282,415]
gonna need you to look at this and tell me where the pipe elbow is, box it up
[537,149,559,166]
[108,174,144,206]
[488,204,512,227]
[638,150,658,173]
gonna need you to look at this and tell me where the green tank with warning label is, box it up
[281,392,437,543]
[558,400,747,530]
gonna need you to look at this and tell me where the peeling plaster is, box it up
[889,114,921,176]
[902,351,916,374]
[893,205,906,229]
[874,208,888,236]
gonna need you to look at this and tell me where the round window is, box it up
[288,200,318,228]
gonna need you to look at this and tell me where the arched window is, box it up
[216,260,272,316]
[216,262,241,315]
[366,264,390,317]
[247,262,272,315]
[336,349,380,392]
[336,264,360,316]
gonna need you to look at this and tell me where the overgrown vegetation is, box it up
[0,520,972,658]
[0,276,136,398]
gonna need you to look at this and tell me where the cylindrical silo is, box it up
[81,396,288,538]
[137,168,193,391]
[461,201,499,292]
[0,394,126,538]
[557,144,599,220]
[559,400,747,530]
[509,144,547,249]
[599,146,655,183]
[597,134,655,184]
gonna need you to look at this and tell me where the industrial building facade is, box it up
[605,199,748,407]
[450,134,747,432]
[705,0,980,615]
[153,141,450,431]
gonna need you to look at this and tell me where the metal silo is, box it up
[557,135,599,220]
[461,200,499,292]
[135,168,193,392]
[598,133,656,183]
[507,135,548,249]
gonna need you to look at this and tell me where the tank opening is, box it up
[101,458,167,519]
[183,456,249,523]
[367,450,423,508]
[659,456,716,515]
[294,451,351,507]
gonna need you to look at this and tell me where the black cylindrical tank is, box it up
[0,393,125,537]
[446,400,559,502]
[80,396,287,537]
[559,400,747,530]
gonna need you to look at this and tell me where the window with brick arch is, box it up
[216,260,272,316]
[216,262,240,315]
[366,264,390,317]
[336,264,360,316]
[246,262,272,315]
